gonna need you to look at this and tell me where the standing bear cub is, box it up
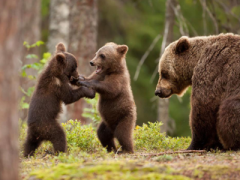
[77,42,136,153]
[155,33,240,151]
[24,43,95,157]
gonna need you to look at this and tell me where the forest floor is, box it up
[21,149,240,180]
[19,121,240,180]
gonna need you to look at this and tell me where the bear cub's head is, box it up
[155,36,191,98]
[89,42,128,74]
[54,43,79,83]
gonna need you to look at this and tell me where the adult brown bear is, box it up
[155,34,240,151]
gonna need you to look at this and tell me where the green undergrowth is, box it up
[19,120,191,156]
[29,161,190,180]
[20,122,240,180]
[23,153,240,180]
[20,121,191,179]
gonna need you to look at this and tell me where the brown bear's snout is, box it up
[155,89,162,97]
[90,61,95,66]
[155,88,172,98]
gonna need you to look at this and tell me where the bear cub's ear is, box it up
[117,45,128,55]
[56,53,66,66]
[175,37,190,54]
[56,43,66,53]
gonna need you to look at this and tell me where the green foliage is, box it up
[82,94,101,125]
[19,97,30,110]
[19,120,190,157]
[21,51,51,78]
[23,41,44,50]
[19,41,51,110]
[134,122,190,151]
[62,120,102,152]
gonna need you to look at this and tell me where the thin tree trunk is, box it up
[20,0,41,60]
[158,0,177,133]
[20,0,41,120]
[47,0,70,122]
[0,0,21,179]
[68,0,98,123]
[47,0,70,54]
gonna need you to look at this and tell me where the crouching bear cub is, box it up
[155,34,240,151]
[24,43,95,157]
[77,42,136,153]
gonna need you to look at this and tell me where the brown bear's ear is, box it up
[56,43,66,53]
[56,53,66,66]
[175,37,190,54]
[117,45,128,55]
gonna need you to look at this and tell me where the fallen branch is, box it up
[133,150,207,157]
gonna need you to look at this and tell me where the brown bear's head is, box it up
[155,36,193,98]
[89,42,128,74]
[55,43,79,81]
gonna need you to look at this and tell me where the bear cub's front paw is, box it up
[70,75,85,86]
[88,89,96,99]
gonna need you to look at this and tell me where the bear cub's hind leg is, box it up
[114,119,134,153]
[48,124,67,154]
[24,130,42,157]
[97,122,116,152]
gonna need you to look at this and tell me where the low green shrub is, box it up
[134,122,191,152]
[19,120,190,156]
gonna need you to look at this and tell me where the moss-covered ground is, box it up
[20,121,240,180]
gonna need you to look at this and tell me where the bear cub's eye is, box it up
[161,71,169,79]
[100,54,105,59]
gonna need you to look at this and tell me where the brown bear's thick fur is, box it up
[155,33,240,151]
[77,42,136,153]
[24,43,95,157]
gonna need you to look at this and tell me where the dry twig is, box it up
[134,34,161,81]
[133,150,207,157]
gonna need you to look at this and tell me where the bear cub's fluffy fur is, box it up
[24,43,95,157]
[77,42,136,153]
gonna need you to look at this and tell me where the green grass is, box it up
[20,121,240,180]
[19,120,191,156]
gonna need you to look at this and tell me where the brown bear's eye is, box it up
[100,54,105,59]
[161,71,169,79]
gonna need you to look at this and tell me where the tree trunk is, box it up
[68,0,98,123]
[20,0,41,60]
[20,0,41,120]
[47,0,70,54]
[47,0,70,122]
[158,0,177,133]
[0,1,21,179]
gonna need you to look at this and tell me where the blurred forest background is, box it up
[19,0,240,137]
[2,1,240,179]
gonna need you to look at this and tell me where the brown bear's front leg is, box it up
[60,84,95,104]
[77,80,120,97]
[188,99,222,150]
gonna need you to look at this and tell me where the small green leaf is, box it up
[26,87,35,97]
[36,41,45,46]
[27,75,35,80]
[21,70,27,77]
[26,54,39,59]
[43,52,51,59]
